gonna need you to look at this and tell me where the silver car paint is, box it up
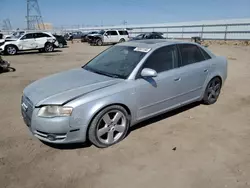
[21,40,227,144]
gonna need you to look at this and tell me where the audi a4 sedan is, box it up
[21,39,228,148]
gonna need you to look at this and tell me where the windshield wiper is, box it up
[84,66,122,78]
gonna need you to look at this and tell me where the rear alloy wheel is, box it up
[44,43,54,52]
[96,39,103,46]
[88,105,130,148]
[119,38,125,43]
[203,77,222,105]
[5,45,17,55]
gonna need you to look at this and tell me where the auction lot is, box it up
[0,42,250,188]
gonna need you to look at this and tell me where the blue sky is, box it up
[1,0,250,29]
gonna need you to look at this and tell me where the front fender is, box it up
[68,87,137,130]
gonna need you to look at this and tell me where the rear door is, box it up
[18,33,36,50]
[118,30,129,41]
[34,33,52,48]
[174,43,212,104]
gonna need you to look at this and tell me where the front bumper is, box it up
[0,46,4,53]
[21,96,87,144]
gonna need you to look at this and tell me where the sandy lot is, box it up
[0,43,250,188]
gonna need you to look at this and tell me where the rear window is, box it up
[118,30,129,35]
[199,47,212,60]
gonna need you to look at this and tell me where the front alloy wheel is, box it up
[88,105,130,148]
[6,46,17,55]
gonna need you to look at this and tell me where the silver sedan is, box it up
[21,39,228,148]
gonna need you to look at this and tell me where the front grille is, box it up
[21,95,34,126]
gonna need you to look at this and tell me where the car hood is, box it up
[23,68,122,106]
[88,34,102,37]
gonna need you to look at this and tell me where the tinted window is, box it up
[83,46,147,79]
[34,33,51,38]
[142,45,178,73]
[20,33,33,40]
[118,30,128,35]
[178,44,205,66]
[199,47,212,60]
[110,31,118,35]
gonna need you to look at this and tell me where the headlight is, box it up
[38,106,73,117]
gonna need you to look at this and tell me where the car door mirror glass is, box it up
[141,68,157,77]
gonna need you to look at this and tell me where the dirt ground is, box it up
[0,42,250,188]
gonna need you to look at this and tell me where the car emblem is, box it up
[21,102,28,112]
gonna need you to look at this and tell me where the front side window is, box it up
[20,33,33,40]
[142,45,178,73]
[178,44,205,66]
[83,46,147,79]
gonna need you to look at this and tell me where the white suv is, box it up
[88,30,129,46]
[0,32,58,55]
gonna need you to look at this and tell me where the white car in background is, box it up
[87,29,130,46]
[0,32,58,55]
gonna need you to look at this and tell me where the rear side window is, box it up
[142,45,178,73]
[34,33,51,38]
[199,47,212,60]
[178,44,205,66]
[118,30,128,35]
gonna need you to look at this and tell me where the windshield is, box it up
[135,34,145,39]
[83,46,147,79]
[98,30,105,35]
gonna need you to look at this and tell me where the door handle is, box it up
[204,69,208,73]
[174,77,181,81]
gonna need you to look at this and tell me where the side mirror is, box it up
[141,68,157,77]
[104,33,108,36]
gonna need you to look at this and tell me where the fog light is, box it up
[47,134,56,141]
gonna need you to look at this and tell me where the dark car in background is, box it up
[64,31,84,41]
[81,31,99,42]
[53,34,67,48]
[0,33,3,39]
[130,32,165,41]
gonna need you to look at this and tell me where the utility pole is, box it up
[26,0,44,30]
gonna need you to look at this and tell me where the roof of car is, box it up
[116,39,194,49]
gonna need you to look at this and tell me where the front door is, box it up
[18,33,36,50]
[174,44,211,104]
[135,45,180,120]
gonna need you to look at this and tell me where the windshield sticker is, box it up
[134,47,151,53]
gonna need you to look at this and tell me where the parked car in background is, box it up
[64,31,84,40]
[0,33,3,39]
[53,34,67,48]
[21,39,227,148]
[4,31,26,39]
[81,31,99,42]
[130,32,165,41]
[0,32,58,55]
[88,29,129,46]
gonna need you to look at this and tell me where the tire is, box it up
[44,43,54,52]
[119,38,125,43]
[5,45,17,55]
[88,105,130,148]
[203,77,222,105]
[58,43,64,48]
[96,39,103,46]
